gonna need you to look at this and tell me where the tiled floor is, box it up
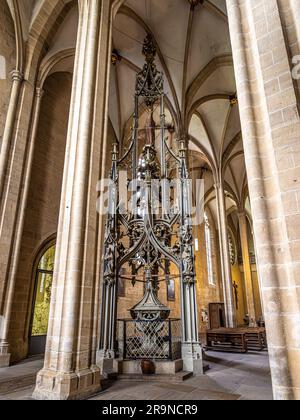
[0,351,273,400]
[92,351,273,401]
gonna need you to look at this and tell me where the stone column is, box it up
[227,0,300,400]
[181,284,203,375]
[0,87,44,367]
[0,70,23,200]
[179,146,203,375]
[0,76,37,362]
[238,210,256,325]
[214,181,236,328]
[33,0,113,400]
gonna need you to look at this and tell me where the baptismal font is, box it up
[98,34,203,375]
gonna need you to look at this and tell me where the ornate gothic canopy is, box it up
[99,35,202,370]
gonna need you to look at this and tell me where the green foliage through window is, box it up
[31,245,55,337]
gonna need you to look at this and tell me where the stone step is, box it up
[0,373,37,395]
[117,371,193,382]
[0,358,43,395]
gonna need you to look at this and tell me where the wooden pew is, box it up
[206,328,267,353]
[206,329,248,353]
[244,328,267,351]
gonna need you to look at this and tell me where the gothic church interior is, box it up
[0,0,299,401]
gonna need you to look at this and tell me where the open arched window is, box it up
[204,212,215,285]
[29,244,55,355]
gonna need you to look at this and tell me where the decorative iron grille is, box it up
[117,319,182,361]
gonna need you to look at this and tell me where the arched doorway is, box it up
[28,244,55,356]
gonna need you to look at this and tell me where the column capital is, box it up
[188,0,204,10]
[237,209,246,218]
[10,70,23,83]
[35,87,44,99]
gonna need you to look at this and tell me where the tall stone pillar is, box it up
[0,65,41,366]
[238,210,256,325]
[33,0,113,400]
[0,70,23,200]
[227,0,300,400]
[0,87,44,367]
[214,181,236,328]
[0,71,28,367]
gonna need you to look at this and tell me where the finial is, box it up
[179,139,188,159]
[142,34,157,63]
[11,70,23,83]
[112,143,118,161]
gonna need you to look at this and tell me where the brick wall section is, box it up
[0,0,15,146]
[8,72,72,362]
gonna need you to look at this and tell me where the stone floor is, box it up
[0,351,273,400]
[0,356,43,396]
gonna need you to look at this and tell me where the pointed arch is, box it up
[24,0,76,82]
[6,0,24,72]
[185,54,233,112]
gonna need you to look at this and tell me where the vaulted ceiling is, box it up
[110,0,246,217]
[6,0,249,218]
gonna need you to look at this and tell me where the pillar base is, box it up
[113,358,183,375]
[0,354,11,368]
[96,350,116,376]
[181,342,203,375]
[0,341,11,367]
[273,386,300,401]
[32,366,102,400]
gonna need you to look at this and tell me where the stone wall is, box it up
[0,0,15,147]
[8,72,72,362]
[231,263,247,325]
[195,218,223,336]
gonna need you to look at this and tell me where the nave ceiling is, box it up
[6,0,249,221]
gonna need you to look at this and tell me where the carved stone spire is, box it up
[142,33,157,63]
[136,34,163,106]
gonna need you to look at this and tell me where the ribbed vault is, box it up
[6,0,248,216]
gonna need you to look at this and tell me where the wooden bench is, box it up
[244,328,267,351]
[206,330,248,353]
[206,328,267,353]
